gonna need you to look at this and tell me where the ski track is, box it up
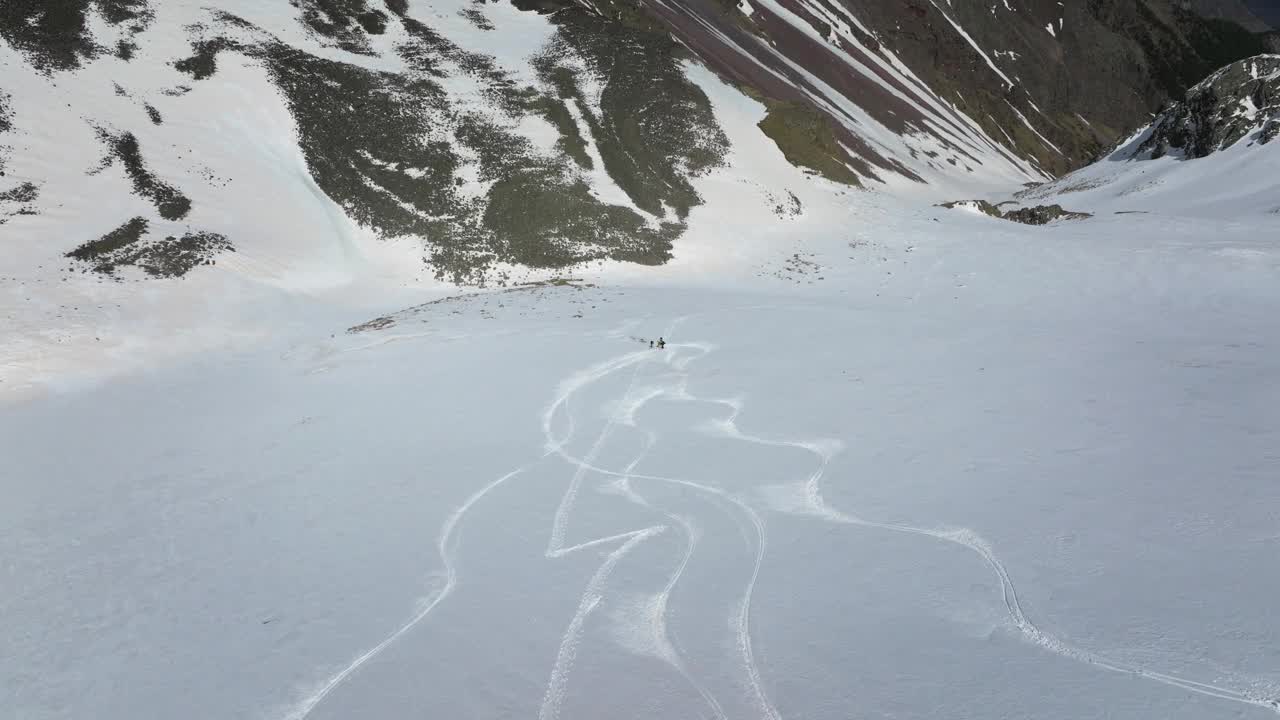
[285,466,530,720]
[605,445,731,720]
[540,329,1278,717]
[552,436,782,720]
[541,338,780,720]
[289,317,1279,720]
[538,527,664,720]
[787,440,1279,712]
[539,316,762,720]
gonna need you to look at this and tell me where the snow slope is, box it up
[6,87,1280,720]
[5,190,1280,720]
[4,10,1280,720]
[1018,128,1280,218]
[1011,57,1280,219]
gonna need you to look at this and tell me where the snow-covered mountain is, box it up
[0,0,1273,292]
[4,6,1280,720]
[3,0,750,287]
[614,0,1275,175]
[984,54,1280,219]
[1137,53,1280,158]
[2,2,1276,388]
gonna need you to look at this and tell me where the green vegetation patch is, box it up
[174,37,242,81]
[757,100,862,186]
[484,167,680,268]
[66,216,149,262]
[176,3,728,284]
[532,11,729,219]
[0,181,38,204]
[459,8,495,31]
[0,90,11,174]
[260,41,457,236]
[290,0,388,54]
[0,0,153,72]
[528,95,592,170]
[97,129,192,220]
[127,231,235,277]
[0,90,11,136]
[67,218,234,278]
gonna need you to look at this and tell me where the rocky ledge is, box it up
[1135,54,1280,158]
[940,200,1092,225]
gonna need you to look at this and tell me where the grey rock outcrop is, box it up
[940,200,1091,225]
[1135,54,1280,158]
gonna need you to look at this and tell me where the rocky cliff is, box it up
[592,0,1272,178]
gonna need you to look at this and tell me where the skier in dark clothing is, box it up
[649,340,654,349]
[657,337,666,349]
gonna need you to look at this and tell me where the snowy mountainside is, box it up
[0,0,1042,384]
[0,3,871,396]
[1010,54,1280,218]
[1136,53,1280,158]
[0,0,1050,274]
[4,8,1280,720]
[601,0,1274,178]
[0,0,738,287]
[2,0,1270,292]
[1,3,1276,386]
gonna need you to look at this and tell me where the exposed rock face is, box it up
[940,199,1091,224]
[1135,54,1280,157]
[593,0,1271,177]
[1002,204,1092,225]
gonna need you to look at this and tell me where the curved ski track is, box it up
[287,322,1279,720]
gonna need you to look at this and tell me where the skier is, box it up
[649,340,655,349]
[657,337,666,349]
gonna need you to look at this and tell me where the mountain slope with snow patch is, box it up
[1008,54,1280,218]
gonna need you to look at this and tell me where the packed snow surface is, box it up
[5,181,1280,719]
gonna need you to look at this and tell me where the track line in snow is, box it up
[540,326,738,720]
[539,334,780,720]
[538,527,665,720]
[552,437,782,720]
[786,452,1280,713]
[579,326,1278,715]
[603,440,731,720]
[287,335,717,720]
[636,333,1277,714]
[545,355,647,559]
[291,310,1278,720]
[286,465,530,720]
[542,342,780,720]
[541,349,651,457]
